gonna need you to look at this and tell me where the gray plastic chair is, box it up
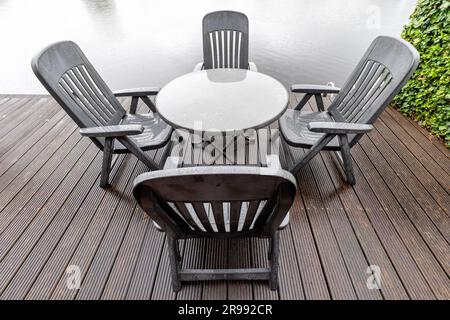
[32,41,173,188]
[193,10,257,71]
[133,162,297,292]
[279,36,420,185]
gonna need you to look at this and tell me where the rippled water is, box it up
[0,0,416,94]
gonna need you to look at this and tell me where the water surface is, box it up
[0,0,417,94]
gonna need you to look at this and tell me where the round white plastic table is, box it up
[155,69,289,133]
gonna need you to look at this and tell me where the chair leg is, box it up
[167,236,181,292]
[100,137,114,188]
[129,97,139,114]
[290,134,336,176]
[269,231,280,290]
[294,93,312,110]
[118,137,161,170]
[338,134,356,185]
[140,96,158,113]
[175,239,182,262]
[314,94,325,111]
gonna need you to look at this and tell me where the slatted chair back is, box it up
[133,166,297,238]
[328,36,420,146]
[202,11,249,69]
[31,41,126,150]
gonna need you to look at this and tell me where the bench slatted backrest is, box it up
[133,166,297,238]
[328,36,420,145]
[32,41,126,150]
[202,11,249,70]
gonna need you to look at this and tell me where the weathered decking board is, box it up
[0,94,449,300]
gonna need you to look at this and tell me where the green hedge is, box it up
[392,0,450,146]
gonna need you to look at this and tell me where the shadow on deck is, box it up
[0,94,448,300]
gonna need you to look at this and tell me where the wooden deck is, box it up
[0,93,449,300]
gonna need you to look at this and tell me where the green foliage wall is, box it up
[392,0,450,146]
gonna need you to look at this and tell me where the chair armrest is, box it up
[291,84,340,94]
[307,122,373,134]
[193,62,204,72]
[80,125,144,137]
[113,87,160,97]
[248,62,258,72]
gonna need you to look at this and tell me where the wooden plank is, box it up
[75,161,145,300]
[177,238,206,300]
[0,140,96,297]
[379,112,449,190]
[124,221,165,300]
[251,238,278,300]
[318,97,410,299]
[0,110,72,179]
[277,229,305,299]
[227,238,253,299]
[278,154,330,299]
[0,98,53,139]
[0,96,40,127]
[366,127,450,238]
[385,107,449,171]
[0,104,67,163]
[49,155,139,300]
[332,148,437,299]
[308,151,382,299]
[0,137,91,261]
[150,236,180,300]
[402,113,449,158]
[2,149,102,299]
[0,97,36,126]
[100,208,150,300]
[296,162,357,299]
[201,239,227,300]
[305,97,382,300]
[320,152,409,300]
[0,98,60,156]
[0,127,81,231]
[357,137,450,274]
[373,118,450,216]
[24,155,126,300]
[352,142,450,299]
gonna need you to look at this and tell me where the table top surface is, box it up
[155,69,289,133]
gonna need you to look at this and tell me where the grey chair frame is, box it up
[280,36,420,185]
[194,10,257,71]
[32,41,173,187]
[133,162,297,292]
